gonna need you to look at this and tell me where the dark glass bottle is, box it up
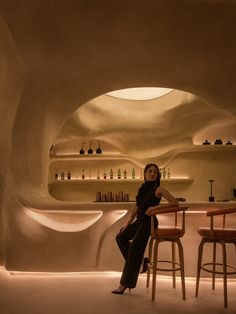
[96,141,102,154]
[55,170,58,180]
[118,168,121,179]
[82,169,85,179]
[110,169,113,179]
[103,169,107,179]
[88,141,93,154]
[80,141,85,154]
[67,171,71,180]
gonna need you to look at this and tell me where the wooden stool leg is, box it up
[221,241,228,308]
[172,241,176,289]
[151,240,159,301]
[196,238,206,297]
[212,242,216,290]
[147,237,154,288]
[176,239,186,300]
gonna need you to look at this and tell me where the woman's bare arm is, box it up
[127,206,138,223]
[145,186,178,216]
[120,206,138,231]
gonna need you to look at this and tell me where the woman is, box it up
[112,163,178,294]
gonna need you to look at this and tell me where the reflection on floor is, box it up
[1,269,236,314]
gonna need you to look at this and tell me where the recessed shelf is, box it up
[157,145,236,167]
[50,154,144,168]
[49,178,193,184]
[192,145,236,150]
[161,178,193,183]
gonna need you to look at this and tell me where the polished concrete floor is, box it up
[0,268,235,314]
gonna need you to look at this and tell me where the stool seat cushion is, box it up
[198,227,236,240]
[151,227,182,239]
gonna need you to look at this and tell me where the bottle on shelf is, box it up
[88,169,92,179]
[103,169,107,180]
[124,169,127,179]
[107,191,113,202]
[67,171,71,180]
[162,167,166,179]
[118,168,121,179]
[159,168,162,179]
[88,141,93,154]
[55,170,58,180]
[82,169,85,179]
[97,169,100,179]
[167,168,170,179]
[60,170,65,180]
[140,170,143,179]
[96,140,102,154]
[132,168,135,179]
[110,169,113,179]
[80,141,85,154]
[96,191,101,202]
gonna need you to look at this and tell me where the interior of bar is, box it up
[0,1,236,312]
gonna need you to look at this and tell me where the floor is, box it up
[0,268,235,314]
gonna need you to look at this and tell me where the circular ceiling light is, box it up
[107,87,173,100]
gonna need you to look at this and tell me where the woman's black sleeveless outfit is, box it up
[116,181,161,289]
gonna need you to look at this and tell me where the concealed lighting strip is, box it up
[7,270,236,282]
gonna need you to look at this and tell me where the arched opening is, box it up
[48,87,236,203]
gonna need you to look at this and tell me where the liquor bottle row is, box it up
[202,139,234,145]
[53,167,172,181]
[54,168,142,180]
[160,168,171,179]
[79,141,102,154]
[96,191,130,202]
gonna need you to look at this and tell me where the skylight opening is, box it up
[106,87,173,100]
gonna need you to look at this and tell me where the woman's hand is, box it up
[145,206,157,216]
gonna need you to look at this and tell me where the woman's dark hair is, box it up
[143,163,160,187]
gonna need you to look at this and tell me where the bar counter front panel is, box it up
[6,201,236,277]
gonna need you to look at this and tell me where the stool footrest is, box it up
[201,262,236,275]
[151,260,181,272]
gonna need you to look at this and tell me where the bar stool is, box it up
[195,207,236,308]
[146,206,188,301]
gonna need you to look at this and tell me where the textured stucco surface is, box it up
[0,0,236,271]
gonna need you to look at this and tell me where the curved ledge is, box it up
[158,145,236,167]
[50,153,145,168]
[24,207,103,232]
[113,210,128,220]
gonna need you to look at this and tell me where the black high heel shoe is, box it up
[140,257,151,274]
[112,286,131,294]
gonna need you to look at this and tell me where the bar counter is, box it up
[10,197,236,275]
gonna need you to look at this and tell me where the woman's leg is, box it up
[116,221,139,260]
[120,219,150,288]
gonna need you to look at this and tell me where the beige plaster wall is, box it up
[0,0,236,272]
